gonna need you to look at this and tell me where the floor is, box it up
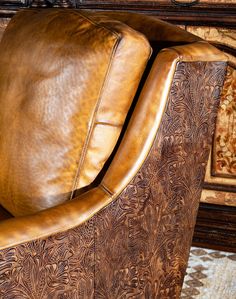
[181,247,236,299]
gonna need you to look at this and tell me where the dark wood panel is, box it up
[0,0,236,27]
[80,0,236,8]
[76,0,236,26]
[203,183,236,193]
[0,0,25,3]
[0,0,28,16]
[193,203,236,252]
[0,0,28,8]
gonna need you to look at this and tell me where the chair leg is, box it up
[94,61,227,299]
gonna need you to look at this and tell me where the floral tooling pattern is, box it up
[213,66,236,177]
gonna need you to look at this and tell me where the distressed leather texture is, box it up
[0,9,151,216]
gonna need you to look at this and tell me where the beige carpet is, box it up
[181,247,236,299]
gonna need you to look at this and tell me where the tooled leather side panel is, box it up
[94,61,227,298]
[0,219,95,299]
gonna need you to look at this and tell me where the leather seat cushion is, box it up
[0,9,151,216]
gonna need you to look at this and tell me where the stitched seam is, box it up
[65,9,121,200]
[95,121,123,127]
[68,11,122,200]
[99,184,114,196]
[76,11,120,39]
[69,36,121,200]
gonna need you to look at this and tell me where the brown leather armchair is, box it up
[0,9,227,298]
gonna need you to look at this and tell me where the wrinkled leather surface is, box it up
[0,9,151,216]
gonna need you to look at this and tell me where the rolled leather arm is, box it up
[0,42,227,250]
[0,186,111,250]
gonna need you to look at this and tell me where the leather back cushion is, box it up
[0,9,151,216]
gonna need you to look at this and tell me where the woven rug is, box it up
[181,247,236,299]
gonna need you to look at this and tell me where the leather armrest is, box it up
[0,187,112,250]
[0,42,227,250]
